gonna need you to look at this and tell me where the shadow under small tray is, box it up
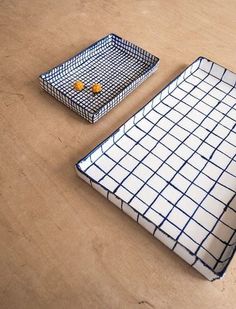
[39,33,159,123]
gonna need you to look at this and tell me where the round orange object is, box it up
[74,80,85,91]
[92,83,102,94]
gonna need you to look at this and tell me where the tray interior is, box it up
[77,57,236,275]
[42,34,157,115]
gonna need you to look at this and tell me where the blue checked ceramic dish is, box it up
[76,57,236,280]
[39,33,159,123]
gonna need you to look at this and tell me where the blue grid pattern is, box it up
[39,33,159,123]
[76,57,236,280]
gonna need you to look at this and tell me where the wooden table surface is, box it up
[0,0,235,308]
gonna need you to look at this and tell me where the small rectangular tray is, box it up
[39,33,159,123]
[76,57,236,280]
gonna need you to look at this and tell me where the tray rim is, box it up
[76,55,236,161]
[39,33,160,122]
[75,56,236,279]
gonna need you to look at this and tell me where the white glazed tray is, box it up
[76,57,236,280]
[39,34,159,123]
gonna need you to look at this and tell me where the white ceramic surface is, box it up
[76,57,236,280]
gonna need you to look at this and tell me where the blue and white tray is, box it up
[76,57,236,280]
[39,34,159,123]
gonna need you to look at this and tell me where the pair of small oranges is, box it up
[73,80,102,94]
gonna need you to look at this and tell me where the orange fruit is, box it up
[92,83,102,94]
[74,80,85,91]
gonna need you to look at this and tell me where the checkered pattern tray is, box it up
[76,57,236,280]
[39,34,159,123]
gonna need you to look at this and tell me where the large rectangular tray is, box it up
[76,57,236,280]
[39,33,159,123]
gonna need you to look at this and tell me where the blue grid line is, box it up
[40,33,159,123]
[133,68,226,211]
[83,59,202,164]
[191,72,236,106]
[192,153,236,253]
[198,67,236,89]
[86,161,234,265]
[83,63,235,213]
[83,86,235,222]
[176,153,236,264]
[107,67,212,197]
[177,80,236,132]
[76,57,236,279]
[142,107,236,177]
[213,209,236,270]
[169,82,236,266]
[139,112,236,193]
[93,143,234,233]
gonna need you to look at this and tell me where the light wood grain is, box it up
[0,0,236,308]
